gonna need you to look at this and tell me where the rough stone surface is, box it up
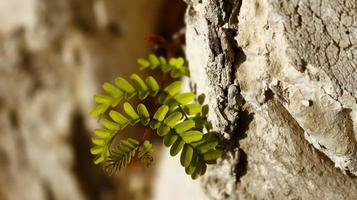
[0,0,162,199]
[185,0,357,199]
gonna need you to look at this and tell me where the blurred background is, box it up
[0,0,206,199]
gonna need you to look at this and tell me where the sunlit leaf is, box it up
[123,102,140,123]
[115,77,136,98]
[163,111,182,128]
[174,120,195,133]
[153,105,169,122]
[180,130,203,143]
[183,103,202,115]
[164,81,182,96]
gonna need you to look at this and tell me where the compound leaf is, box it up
[105,138,140,174]
[138,140,154,167]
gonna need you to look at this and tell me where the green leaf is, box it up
[99,117,120,131]
[170,68,183,78]
[137,58,150,69]
[159,56,172,72]
[180,67,190,76]
[170,137,185,156]
[202,149,222,162]
[174,120,195,133]
[90,104,109,116]
[94,155,105,165]
[163,132,178,147]
[93,95,112,104]
[138,140,154,167]
[106,138,140,173]
[163,112,182,127]
[127,138,140,146]
[202,105,209,116]
[103,82,123,98]
[92,138,105,146]
[90,146,103,155]
[122,138,139,149]
[130,74,149,99]
[180,131,203,143]
[123,102,140,123]
[166,98,179,108]
[137,104,150,125]
[138,140,153,158]
[109,110,129,127]
[185,165,196,175]
[164,81,182,96]
[196,139,218,154]
[153,105,169,122]
[158,93,170,104]
[161,63,173,72]
[148,54,160,69]
[191,162,204,179]
[169,57,185,68]
[115,77,136,98]
[180,144,193,167]
[198,94,206,104]
[145,76,160,96]
[157,124,170,136]
[94,129,111,138]
[159,56,167,65]
[200,163,207,175]
[149,120,161,129]
[174,92,195,105]
[183,103,202,115]
[185,152,198,175]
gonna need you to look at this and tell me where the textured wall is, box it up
[185,0,357,199]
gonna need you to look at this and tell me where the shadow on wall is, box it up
[0,0,187,200]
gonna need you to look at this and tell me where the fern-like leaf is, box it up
[90,75,161,117]
[138,140,154,167]
[137,55,189,78]
[105,138,139,175]
[90,129,115,165]
[90,53,222,180]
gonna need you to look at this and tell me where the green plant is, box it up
[90,54,221,179]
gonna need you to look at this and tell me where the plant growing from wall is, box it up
[90,54,222,179]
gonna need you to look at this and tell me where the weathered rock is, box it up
[185,0,357,199]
